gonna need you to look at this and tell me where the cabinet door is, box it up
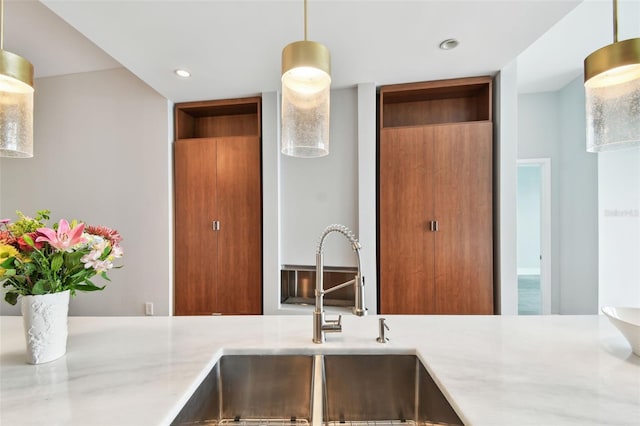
[380,127,436,314]
[174,138,218,315]
[215,136,262,314]
[433,122,493,314]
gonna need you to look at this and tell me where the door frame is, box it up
[517,158,551,315]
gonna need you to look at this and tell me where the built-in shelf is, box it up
[380,77,492,128]
[175,97,261,139]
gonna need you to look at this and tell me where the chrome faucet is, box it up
[313,224,367,343]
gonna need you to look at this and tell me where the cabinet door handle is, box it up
[434,220,439,232]
[428,220,435,232]
[212,220,220,231]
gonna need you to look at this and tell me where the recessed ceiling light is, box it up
[175,69,191,78]
[439,39,459,50]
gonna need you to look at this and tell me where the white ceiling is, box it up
[4,0,607,102]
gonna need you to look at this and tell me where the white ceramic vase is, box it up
[21,290,70,364]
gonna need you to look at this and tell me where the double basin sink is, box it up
[171,354,464,426]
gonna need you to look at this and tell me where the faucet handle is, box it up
[326,314,342,326]
[376,318,390,343]
[322,314,342,333]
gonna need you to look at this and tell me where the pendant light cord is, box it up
[1,0,4,50]
[613,0,618,43]
[304,0,308,41]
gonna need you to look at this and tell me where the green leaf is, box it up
[36,210,51,222]
[31,280,48,295]
[51,253,64,272]
[0,257,15,268]
[101,245,112,259]
[68,269,92,280]
[4,292,18,305]
[100,271,111,281]
[22,262,37,275]
[74,283,105,292]
[64,250,85,269]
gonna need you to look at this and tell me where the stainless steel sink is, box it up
[322,355,463,426]
[172,354,463,426]
[171,355,314,425]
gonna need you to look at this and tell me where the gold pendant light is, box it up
[584,0,640,153]
[281,0,331,158]
[0,0,34,158]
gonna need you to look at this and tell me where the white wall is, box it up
[517,77,598,314]
[0,68,171,316]
[558,77,598,314]
[598,148,640,309]
[261,91,281,315]
[495,60,519,315]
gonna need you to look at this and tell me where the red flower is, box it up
[0,230,15,245]
[85,225,122,247]
[17,232,44,252]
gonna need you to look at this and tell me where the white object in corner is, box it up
[602,306,640,356]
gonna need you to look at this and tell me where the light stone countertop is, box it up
[1,314,639,426]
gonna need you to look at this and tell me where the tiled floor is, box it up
[518,274,541,315]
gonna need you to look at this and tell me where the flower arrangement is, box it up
[0,210,123,305]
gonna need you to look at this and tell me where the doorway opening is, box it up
[517,159,551,315]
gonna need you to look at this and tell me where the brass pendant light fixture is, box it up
[584,0,640,153]
[0,0,34,158]
[281,0,331,158]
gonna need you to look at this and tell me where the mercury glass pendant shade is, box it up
[0,0,35,158]
[583,1,640,153]
[0,65,34,157]
[281,41,331,158]
[281,0,331,158]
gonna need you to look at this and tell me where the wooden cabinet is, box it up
[174,97,262,315]
[379,77,494,315]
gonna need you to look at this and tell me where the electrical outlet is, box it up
[144,302,154,316]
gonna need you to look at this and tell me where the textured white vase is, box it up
[21,290,70,364]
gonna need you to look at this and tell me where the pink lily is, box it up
[36,219,86,252]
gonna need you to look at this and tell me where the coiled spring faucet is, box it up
[313,224,367,343]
